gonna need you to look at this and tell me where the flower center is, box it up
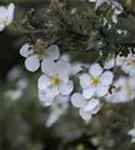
[35,39,47,59]
[91,77,101,87]
[38,47,46,56]
[51,76,62,87]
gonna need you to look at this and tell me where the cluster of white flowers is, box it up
[17,1,135,127]
[19,37,135,126]
[19,40,115,124]
[0,3,15,31]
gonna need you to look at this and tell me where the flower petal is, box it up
[25,54,40,72]
[71,92,87,108]
[101,71,113,86]
[46,113,59,127]
[7,3,15,25]
[41,58,56,76]
[83,87,96,99]
[47,45,60,60]
[45,87,59,96]
[96,86,109,97]
[128,129,135,137]
[84,99,100,114]
[38,75,50,90]
[38,89,56,106]
[59,80,73,95]
[79,108,92,122]
[79,73,90,89]
[71,62,83,75]
[20,43,34,57]
[56,58,71,77]
[104,59,115,69]
[89,63,103,77]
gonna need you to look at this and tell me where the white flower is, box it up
[7,65,22,80]
[116,52,135,76]
[38,58,73,105]
[128,128,135,143]
[106,76,135,103]
[0,3,15,31]
[5,90,23,101]
[46,95,69,127]
[123,54,135,76]
[79,63,113,99]
[71,92,100,122]
[16,78,28,90]
[20,41,60,72]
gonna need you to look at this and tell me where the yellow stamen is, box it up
[51,76,62,87]
[91,77,101,87]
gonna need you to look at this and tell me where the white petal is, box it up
[38,90,56,106]
[71,93,87,108]
[112,15,117,24]
[79,108,92,122]
[47,45,60,60]
[84,99,100,114]
[0,7,6,16]
[96,86,109,97]
[56,58,71,77]
[79,73,90,89]
[59,80,73,95]
[71,62,83,75]
[101,71,113,86]
[38,75,50,90]
[61,53,71,62]
[41,58,56,76]
[46,113,59,127]
[128,129,135,137]
[7,3,15,25]
[104,59,115,69]
[20,43,34,57]
[25,54,40,72]
[83,87,96,99]
[45,87,59,96]
[131,138,135,143]
[89,63,103,77]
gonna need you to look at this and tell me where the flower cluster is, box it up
[19,37,135,125]
[19,40,115,124]
[0,3,15,31]
[17,1,135,127]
